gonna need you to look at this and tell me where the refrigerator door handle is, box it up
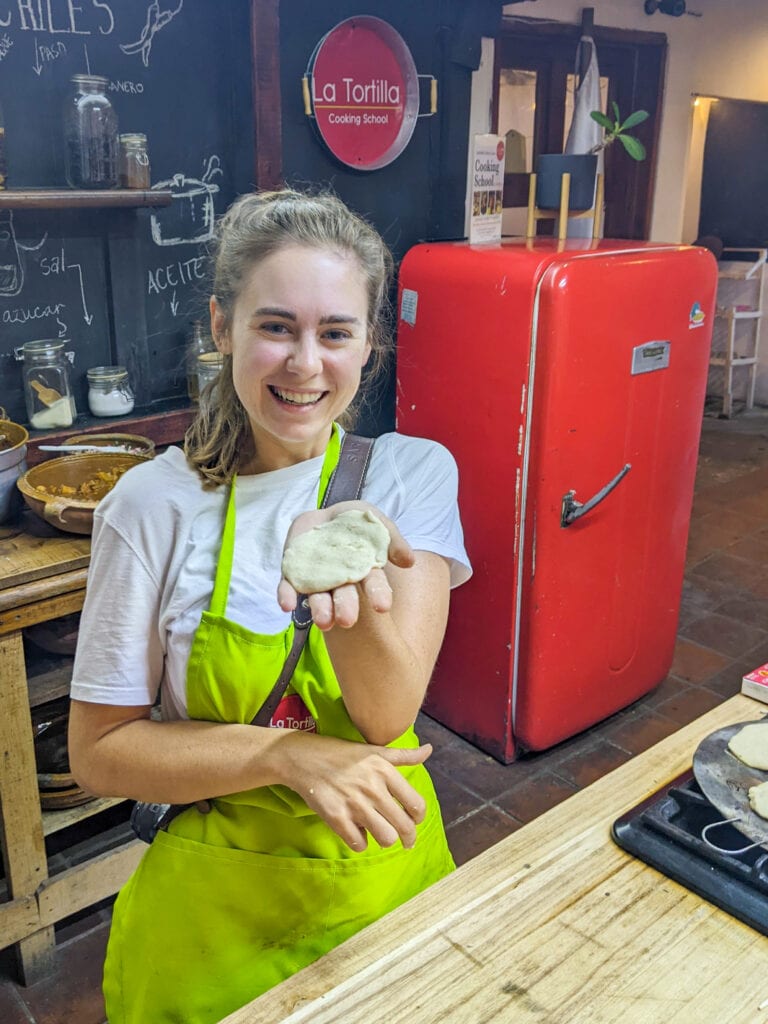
[560,464,632,527]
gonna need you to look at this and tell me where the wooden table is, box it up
[0,515,143,984]
[223,694,768,1024]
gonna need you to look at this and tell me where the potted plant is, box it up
[535,103,649,211]
[589,103,649,160]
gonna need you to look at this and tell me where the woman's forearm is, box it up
[68,701,436,850]
[323,606,425,744]
[322,554,451,745]
[69,706,296,804]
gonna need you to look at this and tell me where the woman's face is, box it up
[211,243,371,472]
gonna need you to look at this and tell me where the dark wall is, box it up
[279,0,500,434]
[0,0,497,433]
[0,0,253,426]
[699,97,768,248]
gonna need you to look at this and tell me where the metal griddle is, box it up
[692,722,768,852]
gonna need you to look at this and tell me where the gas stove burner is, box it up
[613,770,768,936]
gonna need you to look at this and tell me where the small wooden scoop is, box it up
[30,379,63,406]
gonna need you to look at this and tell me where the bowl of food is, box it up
[63,432,156,457]
[16,452,150,534]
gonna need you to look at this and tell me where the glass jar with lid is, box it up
[18,339,77,430]
[63,74,119,189]
[87,366,135,417]
[119,133,150,189]
[187,320,215,401]
[197,351,224,395]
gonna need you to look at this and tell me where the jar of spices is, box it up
[197,351,224,394]
[63,74,119,189]
[87,366,135,417]
[18,340,77,430]
[119,133,150,189]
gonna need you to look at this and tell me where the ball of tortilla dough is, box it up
[282,509,390,593]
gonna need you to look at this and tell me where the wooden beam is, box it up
[0,568,88,611]
[0,590,86,637]
[0,894,41,950]
[251,0,283,189]
[0,632,56,982]
[36,840,144,928]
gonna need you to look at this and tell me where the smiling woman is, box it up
[66,189,472,1023]
[208,244,372,473]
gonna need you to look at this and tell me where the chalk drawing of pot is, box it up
[151,164,221,246]
[0,210,47,296]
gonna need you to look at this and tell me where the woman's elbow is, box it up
[354,715,418,747]
[67,699,149,797]
[67,726,112,797]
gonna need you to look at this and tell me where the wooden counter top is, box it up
[223,695,768,1024]
[0,516,90,595]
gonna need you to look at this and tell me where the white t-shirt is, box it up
[70,432,472,721]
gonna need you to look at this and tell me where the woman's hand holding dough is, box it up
[278,731,432,851]
[278,501,415,630]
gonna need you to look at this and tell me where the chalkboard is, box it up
[699,97,768,249]
[0,0,253,426]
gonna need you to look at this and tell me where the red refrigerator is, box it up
[396,238,717,763]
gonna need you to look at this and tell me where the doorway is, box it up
[493,20,666,239]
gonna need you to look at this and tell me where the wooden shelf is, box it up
[0,188,172,210]
[41,796,128,838]
[709,356,757,367]
[716,247,767,281]
[709,247,766,417]
[24,403,196,466]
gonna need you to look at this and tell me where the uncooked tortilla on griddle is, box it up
[727,722,768,771]
[748,780,768,820]
[282,509,390,593]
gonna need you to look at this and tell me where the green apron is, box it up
[103,431,455,1024]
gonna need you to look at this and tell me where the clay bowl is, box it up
[16,451,150,534]
[64,432,156,457]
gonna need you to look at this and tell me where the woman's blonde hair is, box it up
[185,189,394,488]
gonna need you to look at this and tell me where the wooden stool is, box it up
[526,171,604,241]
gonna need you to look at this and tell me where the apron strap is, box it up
[254,431,376,724]
[319,433,376,510]
[208,424,343,619]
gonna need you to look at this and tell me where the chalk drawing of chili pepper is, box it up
[120,0,183,68]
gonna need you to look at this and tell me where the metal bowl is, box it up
[63,432,155,457]
[16,451,150,535]
[0,416,29,523]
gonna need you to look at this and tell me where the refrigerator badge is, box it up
[689,302,706,329]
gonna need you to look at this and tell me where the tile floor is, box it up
[2,415,768,1023]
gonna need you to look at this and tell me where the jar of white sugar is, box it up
[87,366,135,417]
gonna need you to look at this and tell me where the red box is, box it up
[742,664,768,704]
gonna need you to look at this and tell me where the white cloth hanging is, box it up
[564,35,604,238]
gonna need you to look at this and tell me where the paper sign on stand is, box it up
[469,134,504,245]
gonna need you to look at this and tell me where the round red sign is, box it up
[309,17,419,171]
